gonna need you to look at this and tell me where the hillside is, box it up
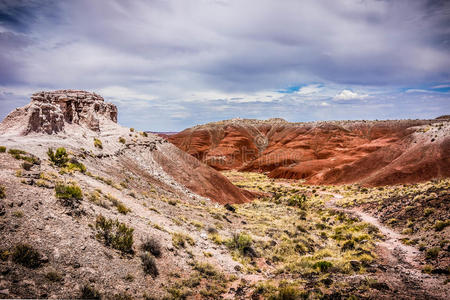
[0,90,252,298]
[0,93,448,299]
[168,118,450,186]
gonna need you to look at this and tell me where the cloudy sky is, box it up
[0,0,449,131]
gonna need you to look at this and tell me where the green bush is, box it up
[313,260,333,272]
[424,208,435,217]
[341,240,355,251]
[9,149,40,164]
[118,137,126,144]
[12,244,42,268]
[194,261,219,277]
[94,138,103,149]
[47,147,69,167]
[67,158,86,173]
[287,194,307,208]
[268,285,300,300]
[0,185,5,199]
[227,232,257,257]
[426,247,440,259]
[95,215,134,254]
[116,202,131,215]
[55,183,83,200]
[140,252,158,277]
[106,194,130,214]
[130,128,135,132]
[8,148,26,156]
[434,220,450,231]
[0,146,6,152]
[172,233,195,248]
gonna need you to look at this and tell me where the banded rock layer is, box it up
[0,90,117,135]
[168,118,450,186]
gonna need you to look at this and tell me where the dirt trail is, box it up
[325,193,449,300]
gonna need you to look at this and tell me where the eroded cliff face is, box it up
[0,90,118,135]
[168,118,450,186]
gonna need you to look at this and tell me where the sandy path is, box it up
[324,193,449,300]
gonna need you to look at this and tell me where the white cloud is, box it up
[97,86,156,102]
[431,84,450,89]
[333,90,368,101]
[297,84,322,95]
[184,90,283,103]
[405,89,433,94]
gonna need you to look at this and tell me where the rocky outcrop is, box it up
[0,90,117,135]
[168,118,450,186]
[0,90,252,204]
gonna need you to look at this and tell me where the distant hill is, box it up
[168,118,450,186]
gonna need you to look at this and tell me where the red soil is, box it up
[168,119,450,186]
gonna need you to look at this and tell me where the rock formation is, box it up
[167,118,450,186]
[0,90,117,135]
[0,90,251,204]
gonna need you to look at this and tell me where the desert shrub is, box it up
[140,252,159,277]
[94,138,103,149]
[130,128,135,132]
[434,220,450,231]
[80,284,101,299]
[106,194,130,214]
[141,131,148,137]
[426,247,440,259]
[55,182,83,200]
[168,199,178,206]
[13,211,23,217]
[12,244,42,268]
[268,285,300,300]
[194,261,219,277]
[227,232,252,251]
[287,194,307,208]
[8,148,26,156]
[0,146,6,152]
[341,240,354,252]
[9,149,40,164]
[118,137,126,144]
[95,215,134,254]
[47,147,69,167]
[141,237,162,257]
[227,232,257,257]
[172,232,195,248]
[67,158,86,173]
[45,271,63,282]
[313,260,333,272]
[116,202,131,214]
[423,265,433,274]
[423,207,435,217]
[0,185,5,199]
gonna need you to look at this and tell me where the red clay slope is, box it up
[168,118,450,186]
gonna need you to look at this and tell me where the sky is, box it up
[0,0,449,131]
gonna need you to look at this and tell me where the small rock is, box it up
[0,289,9,295]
